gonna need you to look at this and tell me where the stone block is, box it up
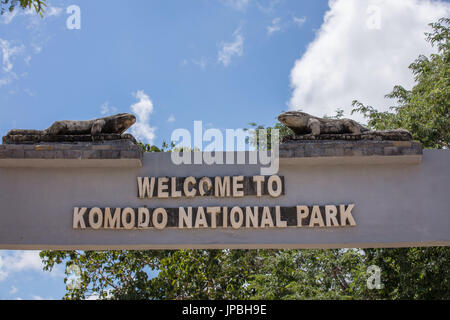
[24,150,45,158]
[101,150,121,159]
[34,145,53,151]
[383,147,399,156]
[82,150,102,159]
[7,149,25,158]
[120,150,141,159]
[63,150,82,159]
[392,141,412,148]
[92,145,112,150]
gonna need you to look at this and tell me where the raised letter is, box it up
[179,207,192,228]
[340,204,356,226]
[194,207,208,228]
[267,175,282,198]
[296,206,309,227]
[309,206,325,227]
[104,208,121,229]
[207,207,220,229]
[184,177,197,198]
[222,207,228,228]
[253,176,264,197]
[215,176,230,197]
[232,176,244,197]
[171,177,181,198]
[73,207,87,229]
[138,208,150,228]
[325,205,339,227]
[157,177,169,198]
[137,177,155,198]
[152,208,168,229]
[89,207,103,229]
[199,177,213,196]
[122,208,135,230]
[245,206,259,228]
[230,207,243,229]
[275,206,287,228]
[260,207,274,228]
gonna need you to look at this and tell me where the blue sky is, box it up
[0,0,329,147]
[0,0,449,299]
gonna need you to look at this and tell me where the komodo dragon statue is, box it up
[278,111,369,136]
[7,113,136,136]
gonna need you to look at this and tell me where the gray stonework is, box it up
[0,137,143,161]
[2,133,138,145]
[279,140,422,158]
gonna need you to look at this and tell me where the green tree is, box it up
[352,18,449,149]
[1,0,46,17]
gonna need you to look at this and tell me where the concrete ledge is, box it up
[280,155,422,166]
[0,139,143,167]
[0,158,142,168]
[2,241,449,250]
[279,140,422,165]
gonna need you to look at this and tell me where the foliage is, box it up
[244,123,293,150]
[323,108,345,120]
[40,250,264,300]
[364,247,450,299]
[138,141,174,153]
[352,18,449,149]
[1,0,46,16]
[247,249,371,300]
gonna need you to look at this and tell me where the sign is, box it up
[0,151,449,249]
[74,175,356,230]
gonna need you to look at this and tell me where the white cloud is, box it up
[0,4,59,87]
[9,286,18,295]
[293,15,306,27]
[0,39,24,73]
[220,0,250,11]
[100,101,118,115]
[0,251,44,281]
[267,17,283,35]
[167,114,176,123]
[129,90,156,143]
[267,16,307,37]
[218,28,244,66]
[289,0,450,121]
[1,10,18,24]
[180,59,189,67]
[0,39,28,86]
[256,0,282,14]
[192,57,208,70]
[47,7,63,17]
